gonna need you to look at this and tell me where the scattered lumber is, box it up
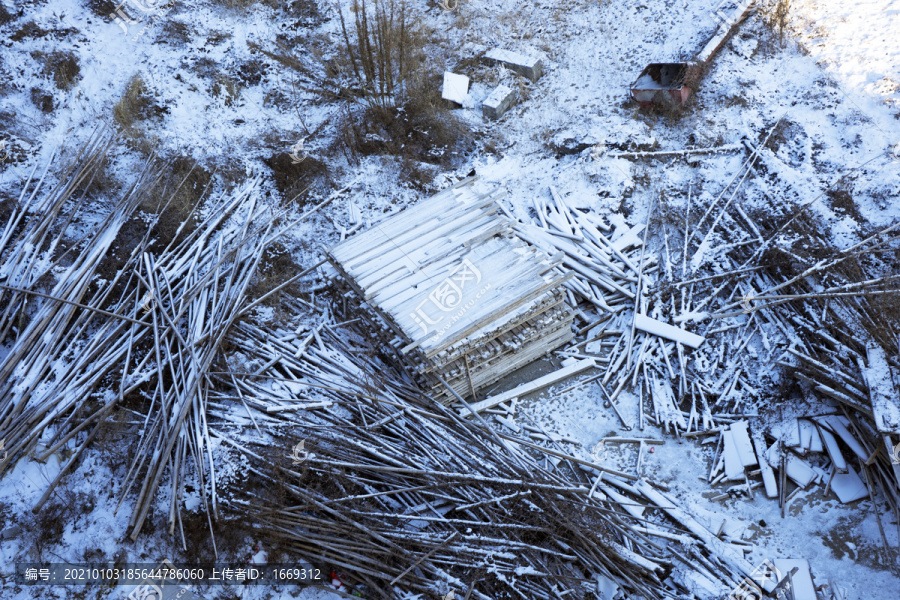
[458,358,595,416]
[0,129,337,548]
[218,318,765,599]
[633,313,704,349]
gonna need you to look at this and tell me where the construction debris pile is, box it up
[325,177,574,404]
[460,121,900,563]
[220,320,777,600]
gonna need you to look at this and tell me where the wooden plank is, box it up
[752,432,778,498]
[767,442,816,488]
[815,415,868,461]
[830,467,868,503]
[865,342,900,435]
[730,421,758,468]
[722,429,744,481]
[772,559,816,600]
[459,359,596,416]
[633,313,704,349]
[816,423,848,473]
[798,419,823,454]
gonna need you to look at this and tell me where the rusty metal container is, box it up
[630,62,701,110]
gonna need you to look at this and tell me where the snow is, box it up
[441,72,470,105]
[2,0,900,597]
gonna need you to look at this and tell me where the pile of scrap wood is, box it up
[473,121,900,551]
[703,413,885,514]
[325,177,574,404]
[217,319,777,600]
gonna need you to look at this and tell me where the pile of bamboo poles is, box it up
[218,320,767,599]
[0,131,340,549]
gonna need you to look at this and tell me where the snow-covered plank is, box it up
[815,415,867,461]
[816,423,847,473]
[442,72,470,104]
[784,453,817,488]
[865,342,900,435]
[633,313,705,349]
[459,358,596,416]
[722,429,744,480]
[752,433,778,498]
[767,442,816,488]
[830,467,868,503]
[730,421,758,468]
[611,223,645,252]
[483,48,544,81]
[772,559,816,600]
[797,419,823,453]
[695,0,755,63]
[772,418,801,448]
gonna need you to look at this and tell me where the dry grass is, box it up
[32,50,81,91]
[30,87,54,113]
[140,156,213,251]
[112,74,169,155]
[113,74,155,130]
[761,0,792,45]
[246,242,306,305]
[0,2,13,25]
[262,151,330,204]
[210,73,241,106]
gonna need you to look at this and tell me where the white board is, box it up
[866,342,900,435]
[817,415,868,461]
[442,72,470,104]
[766,442,816,488]
[723,429,744,480]
[816,423,847,473]
[753,433,778,498]
[633,313,705,349]
[772,559,816,600]
[460,358,596,416]
[831,467,869,503]
[730,421,758,468]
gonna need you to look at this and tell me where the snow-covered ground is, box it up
[2,0,900,598]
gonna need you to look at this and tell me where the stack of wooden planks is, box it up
[326,177,574,403]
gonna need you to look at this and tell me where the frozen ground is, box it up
[1,0,899,598]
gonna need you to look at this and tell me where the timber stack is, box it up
[326,177,575,403]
